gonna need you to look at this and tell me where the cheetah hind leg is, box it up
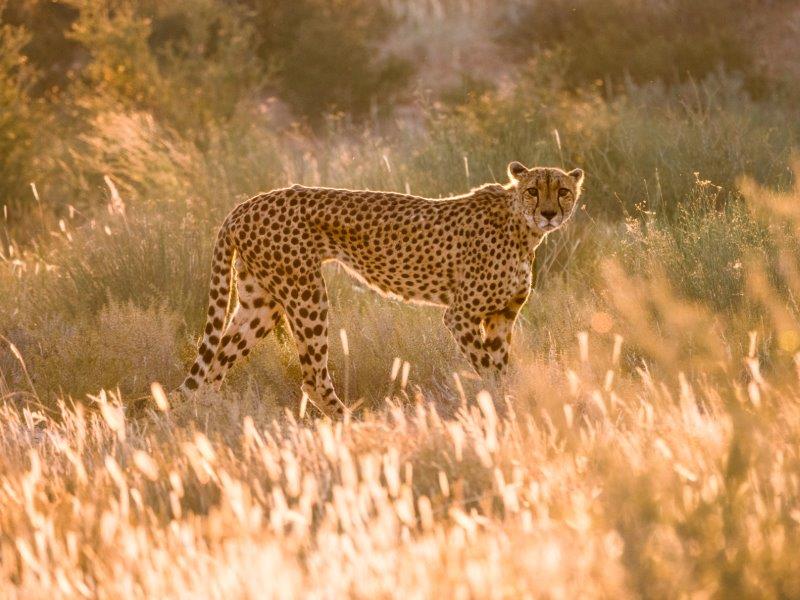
[181,257,279,394]
[203,298,282,389]
[203,265,282,388]
[180,226,234,394]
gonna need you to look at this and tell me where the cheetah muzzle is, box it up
[180,162,585,417]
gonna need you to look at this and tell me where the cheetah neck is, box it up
[469,183,544,259]
[521,222,545,258]
[501,202,544,259]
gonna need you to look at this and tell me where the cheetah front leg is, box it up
[482,312,513,382]
[482,292,528,381]
[444,293,528,398]
[443,306,497,381]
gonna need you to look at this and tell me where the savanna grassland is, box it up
[3,0,800,597]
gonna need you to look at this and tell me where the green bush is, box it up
[6,0,414,128]
[246,0,412,123]
[22,212,213,325]
[501,0,787,95]
[1,0,81,94]
[408,65,798,216]
[21,302,182,400]
[0,4,43,217]
[62,0,264,133]
[621,178,774,311]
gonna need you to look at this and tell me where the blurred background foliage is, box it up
[501,0,797,95]
[2,0,800,404]
[1,0,798,221]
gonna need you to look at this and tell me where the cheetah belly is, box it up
[327,250,455,307]
[311,209,456,305]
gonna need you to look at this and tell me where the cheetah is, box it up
[180,162,584,417]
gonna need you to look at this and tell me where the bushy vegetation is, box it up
[2,0,800,596]
[503,0,794,96]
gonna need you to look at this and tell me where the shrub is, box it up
[0,4,43,217]
[1,0,81,94]
[21,302,182,400]
[22,211,213,326]
[622,177,775,311]
[61,0,264,133]
[246,0,412,123]
[501,0,789,95]
[410,64,798,216]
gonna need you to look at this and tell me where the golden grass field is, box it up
[3,176,800,597]
[3,0,800,597]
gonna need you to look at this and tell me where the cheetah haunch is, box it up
[180,162,585,417]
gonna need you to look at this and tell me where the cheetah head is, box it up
[507,162,585,234]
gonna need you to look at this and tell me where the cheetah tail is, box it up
[179,224,235,392]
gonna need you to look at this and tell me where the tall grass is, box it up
[2,85,800,594]
[2,270,800,595]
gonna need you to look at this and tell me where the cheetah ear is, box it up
[507,161,528,182]
[568,168,585,187]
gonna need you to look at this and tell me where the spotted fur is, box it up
[180,163,585,417]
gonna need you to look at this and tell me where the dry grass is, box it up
[1,331,799,597]
[2,177,800,597]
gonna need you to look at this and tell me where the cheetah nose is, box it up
[540,210,557,220]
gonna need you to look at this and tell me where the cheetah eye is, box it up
[558,188,570,198]
[525,188,538,198]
